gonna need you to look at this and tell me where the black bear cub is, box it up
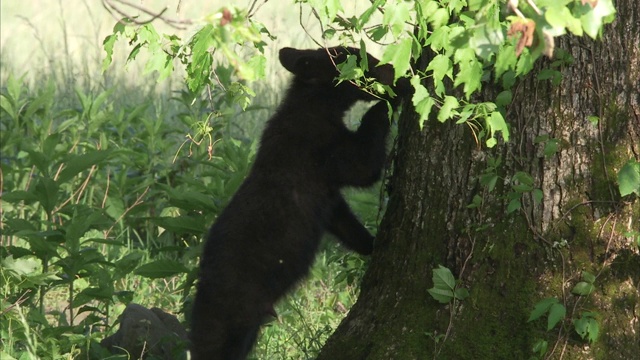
[190,46,403,360]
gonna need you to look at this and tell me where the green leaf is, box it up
[571,281,595,296]
[565,11,584,36]
[358,0,385,29]
[454,48,483,98]
[426,25,450,51]
[580,0,616,39]
[467,194,483,208]
[43,133,62,159]
[381,38,413,81]
[102,21,126,71]
[544,6,570,35]
[410,76,435,128]
[512,184,533,192]
[432,265,456,290]
[496,90,512,106]
[485,111,510,147]
[547,303,566,330]
[24,82,55,120]
[495,45,517,82]
[57,149,113,183]
[102,33,118,71]
[427,287,454,304]
[73,286,114,306]
[188,24,216,92]
[515,51,535,76]
[454,287,469,300]
[513,171,534,186]
[309,0,343,22]
[437,96,460,122]
[134,259,189,279]
[64,208,109,251]
[543,139,559,158]
[532,188,544,204]
[154,215,208,235]
[163,187,217,213]
[27,149,50,177]
[428,265,462,304]
[507,198,521,213]
[480,173,498,192]
[114,251,145,280]
[573,313,599,343]
[34,176,59,215]
[467,0,486,12]
[430,8,450,29]
[0,94,16,120]
[529,297,558,322]
[582,271,596,284]
[337,55,364,81]
[586,318,599,343]
[532,339,548,356]
[573,317,589,339]
[470,21,504,60]
[2,255,39,276]
[382,1,412,37]
[427,54,454,84]
[617,159,640,196]
[144,52,174,81]
[242,54,266,81]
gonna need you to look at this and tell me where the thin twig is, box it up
[104,187,149,238]
[101,0,192,29]
[0,290,32,317]
[248,0,269,18]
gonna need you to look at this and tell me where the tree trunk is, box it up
[318,1,639,359]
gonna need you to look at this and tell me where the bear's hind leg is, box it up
[190,303,264,360]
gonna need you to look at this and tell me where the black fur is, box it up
[190,47,403,360]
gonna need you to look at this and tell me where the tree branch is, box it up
[101,0,192,29]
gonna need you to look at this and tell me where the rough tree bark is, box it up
[318,1,639,359]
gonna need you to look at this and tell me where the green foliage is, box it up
[528,297,566,331]
[473,156,543,214]
[573,311,599,343]
[427,265,469,304]
[571,271,596,296]
[0,67,265,357]
[617,158,640,197]
[528,272,601,357]
[103,7,271,103]
[101,1,614,151]
[134,259,190,279]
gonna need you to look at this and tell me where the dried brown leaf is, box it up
[507,19,536,56]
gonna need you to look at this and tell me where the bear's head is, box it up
[279,46,404,102]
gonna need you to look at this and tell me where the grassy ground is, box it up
[1,1,381,359]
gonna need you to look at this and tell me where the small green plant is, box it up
[426,265,469,358]
[528,271,601,358]
[474,156,543,214]
[571,270,596,296]
[427,265,469,304]
[617,158,640,197]
[528,297,567,331]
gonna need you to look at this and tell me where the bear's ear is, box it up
[279,47,338,84]
[372,63,394,87]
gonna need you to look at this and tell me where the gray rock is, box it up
[101,303,189,359]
